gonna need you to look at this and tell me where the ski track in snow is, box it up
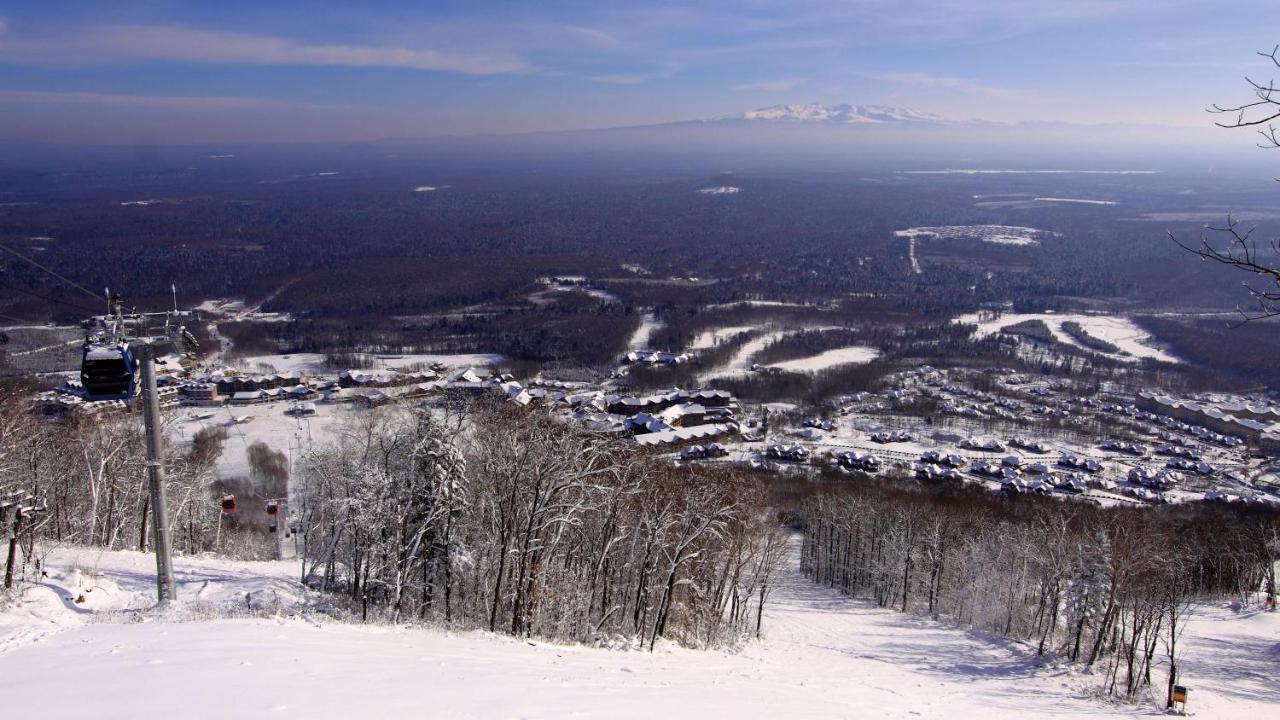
[627,310,664,353]
[0,540,1274,718]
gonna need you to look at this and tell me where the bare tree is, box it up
[1177,46,1280,321]
[1170,216,1280,321]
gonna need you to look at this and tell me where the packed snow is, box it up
[175,401,346,481]
[699,329,787,381]
[626,310,665,353]
[689,326,756,351]
[956,312,1179,363]
[766,346,880,372]
[0,541,1272,719]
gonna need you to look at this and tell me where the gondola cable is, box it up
[0,242,104,303]
[0,278,101,315]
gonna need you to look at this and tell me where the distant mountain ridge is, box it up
[715,103,948,125]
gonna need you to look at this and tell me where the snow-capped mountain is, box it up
[719,103,947,125]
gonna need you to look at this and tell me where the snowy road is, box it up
[0,542,1272,718]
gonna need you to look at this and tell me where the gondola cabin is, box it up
[221,495,237,513]
[80,340,138,401]
[266,501,279,516]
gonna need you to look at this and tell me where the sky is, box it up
[2,0,1280,144]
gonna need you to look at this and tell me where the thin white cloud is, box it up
[0,89,331,110]
[730,78,807,92]
[588,63,681,85]
[0,24,531,75]
[864,72,1019,99]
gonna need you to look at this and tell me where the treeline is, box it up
[712,361,894,405]
[1134,315,1280,389]
[221,300,639,366]
[797,478,1279,704]
[0,399,272,573]
[1001,318,1055,343]
[296,401,785,648]
[1061,321,1122,354]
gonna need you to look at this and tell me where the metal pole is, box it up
[140,344,176,603]
[4,506,23,590]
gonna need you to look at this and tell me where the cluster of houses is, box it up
[616,389,740,447]
[961,437,1006,452]
[1058,454,1105,473]
[766,444,810,463]
[621,350,690,366]
[679,443,729,461]
[170,364,535,410]
[1128,467,1181,491]
[832,450,881,473]
[1101,439,1147,456]
[1133,391,1279,452]
[870,430,913,444]
[1009,437,1049,454]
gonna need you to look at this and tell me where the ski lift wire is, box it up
[0,278,101,314]
[0,242,105,303]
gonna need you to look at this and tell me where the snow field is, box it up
[766,345,880,373]
[688,325,756,351]
[626,310,664,353]
[954,312,1178,363]
[1,540,1272,719]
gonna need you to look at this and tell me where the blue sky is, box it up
[2,0,1279,143]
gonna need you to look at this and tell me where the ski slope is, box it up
[0,542,1274,719]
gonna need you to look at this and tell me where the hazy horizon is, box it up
[3,1,1280,145]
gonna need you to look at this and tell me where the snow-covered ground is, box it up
[173,401,349,480]
[766,346,880,373]
[1,541,1272,719]
[688,326,756,351]
[704,300,814,311]
[695,326,873,380]
[626,310,664,353]
[529,279,619,306]
[905,235,922,274]
[698,329,787,381]
[955,312,1178,363]
[1033,197,1118,205]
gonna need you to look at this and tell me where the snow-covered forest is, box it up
[797,479,1279,702]
[0,395,785,649]
[3,389,1279,716]
[294,402,786,646]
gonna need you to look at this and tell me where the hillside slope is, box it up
[0,542,1274,719]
